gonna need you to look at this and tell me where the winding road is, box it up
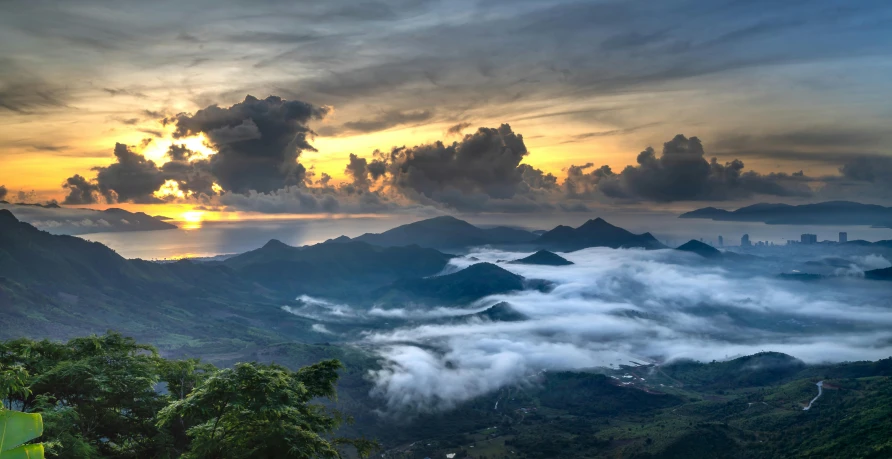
[802,381,824,411]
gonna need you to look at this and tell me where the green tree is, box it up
[157,360,376,459]
[28,333,169,458]
[157,358,217,454]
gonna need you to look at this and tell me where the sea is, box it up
[78,212,892,260]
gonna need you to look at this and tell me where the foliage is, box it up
[0,410,44,459]
[0,333,374,459]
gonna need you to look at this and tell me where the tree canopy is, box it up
[0,332,374,458]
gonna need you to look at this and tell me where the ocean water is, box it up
[79,213,892,260]
[80,216,418,260]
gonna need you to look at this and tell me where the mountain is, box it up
[865,266,892,280]
[223,239,454,299]
[662,352,806,389]
[0,203,176,235]
[534,217,666,251]
[680,201,892,227]
[675,240,723,259]
[352,216,537,250]
[0,210,304,347]
[472,302,529,321]
[373,262,525,305]
[509,250,574,266]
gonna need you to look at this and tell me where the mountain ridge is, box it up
[680,201,892,227]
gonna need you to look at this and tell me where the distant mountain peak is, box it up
[352,215,537,250]
[0,208,19,223]
[535,217,665,250]
[579,217,612,229]
[509,250,574,266]
[262,239,292,250]
[676,239,722,259]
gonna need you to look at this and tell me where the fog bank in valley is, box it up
[360,247,892,412]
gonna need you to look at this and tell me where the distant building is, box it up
[801,234,818,244]
[839,232,847,243]
[718,235,724,247]
[741,234,751,247]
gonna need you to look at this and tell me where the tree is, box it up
[28,333,169,458]
[158,358,218,454]
[157,360,376,459]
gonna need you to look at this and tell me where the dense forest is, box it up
[0,332,375,458]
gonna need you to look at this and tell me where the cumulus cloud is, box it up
[92,143,167,203]
[349,124,559,212]
[360,247,892,412]
[62,174,102,205]
[571,135,813,202]
[170,95,329,193]
[62,142,218,204]
[0,185,7,201]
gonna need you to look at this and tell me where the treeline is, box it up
[0,332,376,458]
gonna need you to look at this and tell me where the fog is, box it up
[359,247,892,412]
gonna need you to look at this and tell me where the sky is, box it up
[2,0,892,220]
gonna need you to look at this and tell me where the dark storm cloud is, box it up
[345,153,374,189]
[62,142,219,204]
[0,185,7,201]
[570,135,813,202]
[92,143,166,203]
[62,174,102,205]
[341,110,433,134]
[518,164,558,191]
[388,124,528,201]
[339,124,559,212]
[839,156,892,185]
[160,159,217,198]
[166,144,196,162]
[170,95,328,193]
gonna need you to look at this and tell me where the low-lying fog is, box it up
[289,247,892,412]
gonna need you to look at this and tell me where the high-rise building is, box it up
[839,232,847,243]
[800,234,817,244]
[741,234,751,247]
[718,235,724,247]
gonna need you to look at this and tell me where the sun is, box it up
[182,211,204,223]
[180,210,205,229]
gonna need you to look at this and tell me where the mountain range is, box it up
[352,215,538,250]
[0,202,176,234]
[533,217,665,251]
[373,262,527,305]
[349,215,665,252]
[680,201,892,227]
[223,239,454,300]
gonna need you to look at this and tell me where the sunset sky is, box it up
[2,0,892,220]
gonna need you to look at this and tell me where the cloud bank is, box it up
[56,94,891,213]
[360,247,892,412]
